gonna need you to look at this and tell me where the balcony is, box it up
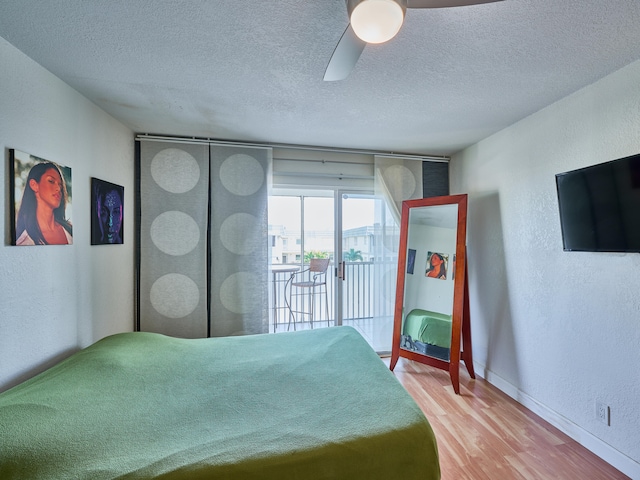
[269,261,393,352]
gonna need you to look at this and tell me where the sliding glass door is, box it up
[268,192,335,332]
[268,190,393,353]
[336,191,393,353]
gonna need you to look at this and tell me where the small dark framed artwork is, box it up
[10,149,73,246]
[407,249,416,274]
[91,178,124,245]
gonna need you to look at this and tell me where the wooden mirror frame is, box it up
[389,194,475,394]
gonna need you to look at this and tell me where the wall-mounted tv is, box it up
[555,153,640,252]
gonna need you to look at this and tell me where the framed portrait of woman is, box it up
[10,149,73,246]
[425,251,448,280]
[91,178,124,245]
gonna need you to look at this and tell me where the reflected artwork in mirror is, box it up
[389,194,474,394]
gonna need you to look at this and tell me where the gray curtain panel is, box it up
[209,145,271,336]
[422,161,450,198]
[138,141,210,338]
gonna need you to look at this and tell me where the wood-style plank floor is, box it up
[385,357,629,480]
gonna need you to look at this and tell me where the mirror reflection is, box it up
[399,204,458,362]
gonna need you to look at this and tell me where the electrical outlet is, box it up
[596,402,610,426]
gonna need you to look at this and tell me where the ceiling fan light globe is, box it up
[349,0,405,44]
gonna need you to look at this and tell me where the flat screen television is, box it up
[555,153,640,252]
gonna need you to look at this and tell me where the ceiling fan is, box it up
[324,0,503,81]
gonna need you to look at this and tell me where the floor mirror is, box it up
[389,194,474,394]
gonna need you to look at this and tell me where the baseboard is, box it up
[473,362,640,480]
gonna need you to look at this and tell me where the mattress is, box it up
[0,326,440,480]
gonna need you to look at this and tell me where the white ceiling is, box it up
[1,1,640,156]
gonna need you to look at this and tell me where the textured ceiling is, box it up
[1,1,640,156]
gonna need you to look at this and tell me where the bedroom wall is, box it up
[0,37,135,392]
[450,59,640,477]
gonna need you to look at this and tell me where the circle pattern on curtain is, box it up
[383,164,416,200]
[150,273,200,318]
[219,272,261,314]
[219,212,261,255]
[150,148,200,193]
[219,154,265,196]
[150,211,201,256]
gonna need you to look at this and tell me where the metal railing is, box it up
[269,261,374,332]
[341,261,374,321]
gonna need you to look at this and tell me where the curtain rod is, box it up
[135,134,450,163]
[274,172,374,180]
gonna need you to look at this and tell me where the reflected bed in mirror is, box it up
[390,195,474,394]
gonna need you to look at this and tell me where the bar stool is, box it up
[284,258,330,330]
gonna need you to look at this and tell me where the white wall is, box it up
[451,59,640,477]
[0,37,135,392]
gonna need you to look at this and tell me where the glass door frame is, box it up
[268,189,335,332]
[334,188,376,329]
[269,187,375,331]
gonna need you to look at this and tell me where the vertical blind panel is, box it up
[374,156,424,225]
[209,145,271,336]
[373,156,425,326]
[423,161,450,198]
[138,141,210,338]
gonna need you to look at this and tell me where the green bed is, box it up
[0,326,440,480]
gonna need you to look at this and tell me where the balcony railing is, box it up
[269,261,375,332]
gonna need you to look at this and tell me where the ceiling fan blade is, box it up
[323,24,367,82]
[406,0,502,8]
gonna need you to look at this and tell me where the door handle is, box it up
[337,261,346,280]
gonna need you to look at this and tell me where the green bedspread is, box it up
[0,326,439,480]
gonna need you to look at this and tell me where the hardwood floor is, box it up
[386,357,629,480]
